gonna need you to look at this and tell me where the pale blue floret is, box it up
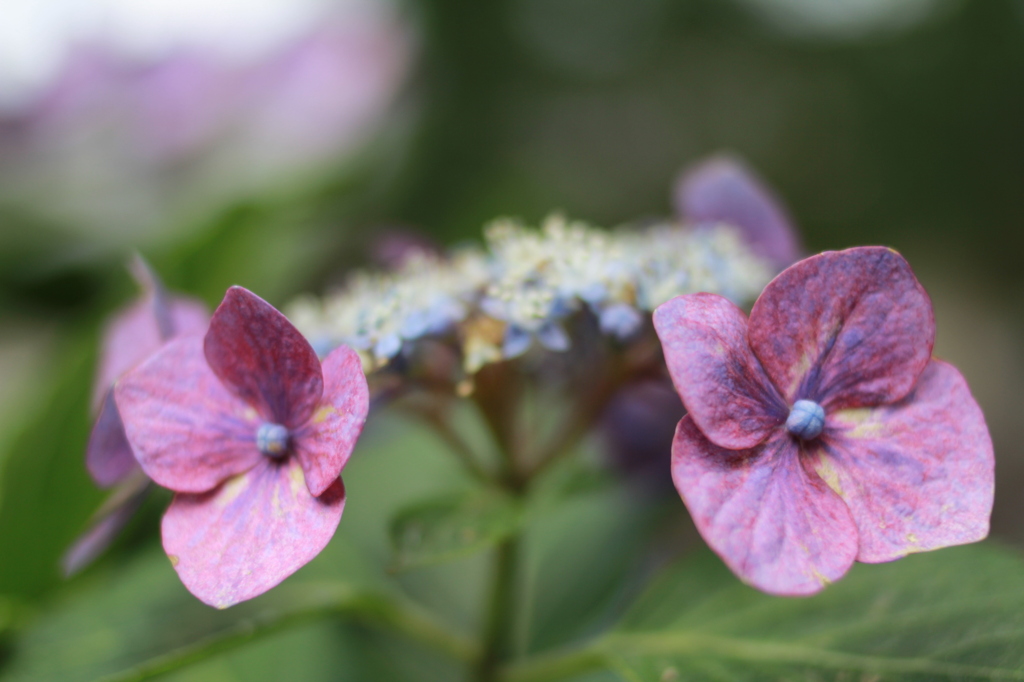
[503,325,533,358]
[599,303,643,340]
[786,399,825,440]
[400,309,432,339]
[502,321,571,359]
[400,297,466,340]
[536,322,570,351]
[256,422,290,457]
[578,282,608,306]
[374,333,403,360]
[310,336,338,359]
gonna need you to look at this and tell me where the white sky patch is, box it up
[0,0,343,110]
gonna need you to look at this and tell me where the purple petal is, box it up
[162,459,346,608]
[653,293,786,449]
[62,477,150,576]
[748,247,935,410]
[674,155,802,269]
[93,295,210,411]
[819,360,994,563]
[293,346,369,497]
[86,390,140,487]
[115,336,262,493]
[672,416,858,596]
[204,286,323,427]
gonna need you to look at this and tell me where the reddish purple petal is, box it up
[204,286,323,427]
[748,247,935,410]
[115,336,262,493]
[86,390,140,487]
[62,477,150,576]
[654,293,786,449]
[672,416,858,596]
[293,346,369,497]
[162,459,346,608]
[674,155,802,269]
[93,295,210,410]
[817,360,994,563]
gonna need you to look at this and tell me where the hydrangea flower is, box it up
[115,286,369,607]
[0,1,412,245]
[291,211,774,378]
[65,256,208,577]
[653,247,994,596]
[87,256,209,488]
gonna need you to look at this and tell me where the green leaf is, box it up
[389,488,524,571]
[0,537,473,682]
[0,412,487,682]
[517,483,664,656]
[505,542,1024,682]
[0,335,103,599]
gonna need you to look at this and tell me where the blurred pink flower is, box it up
[654,247,994,596]
[115,286,369,607]
[88,256,209,487]
[64,256,207,577]
[0,5,412,244]
[675,155,803,270]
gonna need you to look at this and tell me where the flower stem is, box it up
[525,354,627,481]
[97,585,476,682]
[475,537,521,682]
[404,401,494,484]
[497,644,605,682]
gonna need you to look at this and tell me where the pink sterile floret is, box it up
[87,258,209,488]
[675,155,803,270]
[653,246,994,596]
[115,286,369,608]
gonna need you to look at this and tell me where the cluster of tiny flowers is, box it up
[288,214,773,374]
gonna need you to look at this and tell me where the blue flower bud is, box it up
[786,399,825,440]
[256,422,290,457]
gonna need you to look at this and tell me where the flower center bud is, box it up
[786,399,825,441]
[256,422,290,457]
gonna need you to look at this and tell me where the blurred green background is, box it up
[0,0,1023,679]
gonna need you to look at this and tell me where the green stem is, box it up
[407,404,494,485]
[476,538,521,682]
[524,356,626,481]
[471,362,524,484]
[98,585,476,682]
[498,645,605,682]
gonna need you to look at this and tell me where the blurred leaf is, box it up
[0,334,103,598]
[531,458,616,503]
[154,201,344,308]
[507,542,1024,682]
[0,531,471,682]
[518,481,662,656]
[390,488,524,572]
[337,412,490,633]
[0,411,491,682]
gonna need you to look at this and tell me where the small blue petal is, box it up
[425,298,465,333]
[503,325,533,358]
[599,303,643,340]
[786,399,825,440]
[480,297,506,320]
[579,282,608,306]
[310,336,338,359]
[400,310,431,339]
[346,334,373,351]
[375,334,403,359]
[537,322,570,352]
[549,297,577,319]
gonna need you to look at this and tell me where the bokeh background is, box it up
[0,0,1023,678]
